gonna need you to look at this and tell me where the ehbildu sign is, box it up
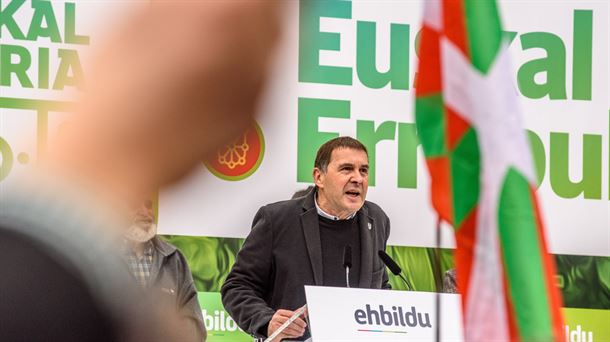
[305,286,463,341]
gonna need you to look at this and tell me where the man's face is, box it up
[125,200,157,243]
[134,200,155,228]
[313,147,369,218]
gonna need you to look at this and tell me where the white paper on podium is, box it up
[305,286,463,341]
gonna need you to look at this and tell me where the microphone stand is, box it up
[433,215,442,342]
[398,273,412,291]
[345,266,350,288]
[377,250,414,291]
[343,245,352,288]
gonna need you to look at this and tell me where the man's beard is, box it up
[124,222,157,243]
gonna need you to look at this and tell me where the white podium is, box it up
[304,286,463,341]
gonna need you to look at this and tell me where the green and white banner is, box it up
[155,1,609,258]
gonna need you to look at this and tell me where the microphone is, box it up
[343,245,352,288]
[378,250,413,291]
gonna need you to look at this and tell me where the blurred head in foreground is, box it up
[1,1,281,341]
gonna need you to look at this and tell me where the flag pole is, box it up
[434,215,443,342]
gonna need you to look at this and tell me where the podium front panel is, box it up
[305,286,463,341]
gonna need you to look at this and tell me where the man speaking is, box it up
[221,137,391,341]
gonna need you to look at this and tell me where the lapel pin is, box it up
[368,222,372,230]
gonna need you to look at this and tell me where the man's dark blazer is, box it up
[221,189,391,338]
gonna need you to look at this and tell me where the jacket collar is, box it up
[152,237,177,257]
[145,237,177,285]
[356,205,374,288]
[300,189,323,285]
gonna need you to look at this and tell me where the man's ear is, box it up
[312,168,324,188]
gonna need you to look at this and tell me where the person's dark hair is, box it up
[291,186,314,199]
[314,136,368,172]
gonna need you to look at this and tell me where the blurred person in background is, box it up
[0,1,281,341]
[443,268,457,293]
[123,200,206,340]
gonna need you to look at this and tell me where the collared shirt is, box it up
[314,193,356,220]
[124,240,154,288]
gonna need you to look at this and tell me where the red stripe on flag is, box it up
[425,157,453,223]
[443,0,470,58]
[445,105,471,150]
[501,271,521,341]
[416,25,442,96]
[529,187,566,342]
[454,207,477,312]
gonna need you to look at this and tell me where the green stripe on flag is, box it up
[450,128,480,226]
[463,0,503,74]
[415,94,446,157]
[498,168,554,340]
